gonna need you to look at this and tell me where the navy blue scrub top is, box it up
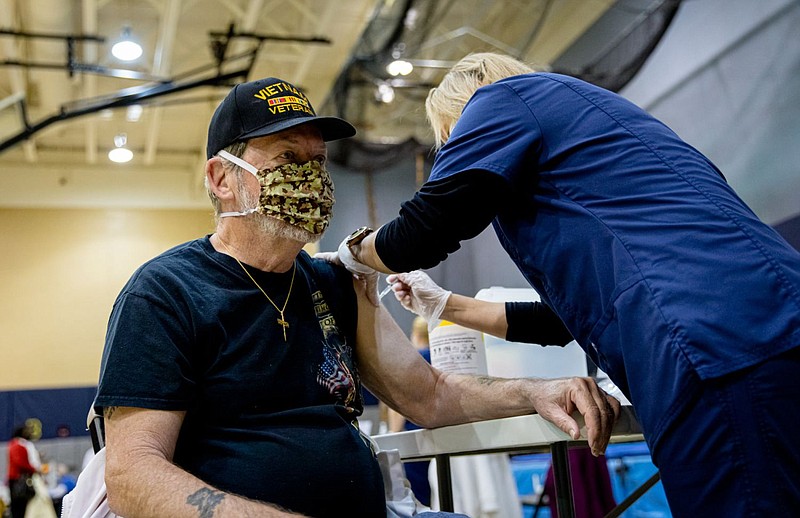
[426,73,800,424]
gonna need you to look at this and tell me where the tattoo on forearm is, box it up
[103,406,118,420]
[187,487,225,518]
[475,376,499,386]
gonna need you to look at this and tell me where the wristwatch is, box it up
[341,226,377,274]
[346,226,374,250]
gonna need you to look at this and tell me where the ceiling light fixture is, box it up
[111,27,143,61]
[108,133,133,163]
[376,82,395,104]
[387,42,413,77]
[126,104,143,122]
[386,59,413,76]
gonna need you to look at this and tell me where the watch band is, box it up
[346,226,375,248]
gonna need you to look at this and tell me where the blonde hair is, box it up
[412,315,428,336]
[425,52,535,149]
[410,315,429,349]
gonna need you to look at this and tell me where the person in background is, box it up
[386,316,433,507]
[94,76,620,518]
[50,464,78,516]
[334,52,800,516]
[6,422,41,518]
[389,270,617,517]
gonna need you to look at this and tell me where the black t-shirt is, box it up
[95,237,385,517]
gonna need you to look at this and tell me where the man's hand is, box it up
[526,377,621,456]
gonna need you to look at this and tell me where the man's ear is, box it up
[206,157,236,201]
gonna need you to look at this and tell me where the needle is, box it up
[378,281,394,300]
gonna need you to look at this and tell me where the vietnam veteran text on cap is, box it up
[207,77,356,159]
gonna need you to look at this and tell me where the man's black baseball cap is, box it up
[206,77,356,159]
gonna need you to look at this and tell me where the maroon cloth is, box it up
[543,447,616,518]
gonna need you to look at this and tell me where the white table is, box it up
[373,406,643,517]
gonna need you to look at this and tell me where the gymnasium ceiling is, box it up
[0,0,674,209]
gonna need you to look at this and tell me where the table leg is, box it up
[435,454,454,511]
[551,441,575,518]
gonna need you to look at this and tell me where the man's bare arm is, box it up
[103,406,305,518]
[351,279,620,455]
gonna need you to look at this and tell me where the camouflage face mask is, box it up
[217,150,335,235]
[255,160,334,234]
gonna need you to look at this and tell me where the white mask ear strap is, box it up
[217,150,259,176]
[219,208,258,218]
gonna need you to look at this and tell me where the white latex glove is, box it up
[336,235,377,276]
[386,271,451,329]
[315,248,381,307]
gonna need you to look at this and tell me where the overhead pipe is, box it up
[0,67,251,154]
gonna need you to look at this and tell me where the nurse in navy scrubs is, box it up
[335,52,800,517]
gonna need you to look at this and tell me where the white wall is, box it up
[621,0,800,225]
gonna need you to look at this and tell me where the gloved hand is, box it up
[386,271,451,330]
[336,235,377,276]
[315,247,381,307]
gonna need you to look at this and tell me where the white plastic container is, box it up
[429,321,488,375]
[475,287,588,379]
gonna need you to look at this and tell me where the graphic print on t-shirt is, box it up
[312,289,360,412]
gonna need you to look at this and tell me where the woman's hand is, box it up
[387,271,451,326]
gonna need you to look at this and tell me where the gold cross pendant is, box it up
[277,318,289,341]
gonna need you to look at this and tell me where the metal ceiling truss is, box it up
[0,25,331,154]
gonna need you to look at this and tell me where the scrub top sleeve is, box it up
[429,82,543,184]
[505,301,574,347]
[375,170,510,273]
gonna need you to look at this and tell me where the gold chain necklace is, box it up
[217,236,296,341]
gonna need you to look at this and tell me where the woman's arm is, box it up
[441,293,508,338]
[350,170,509,274]
[388,270,573,345]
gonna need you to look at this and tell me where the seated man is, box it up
[95,76,620,518]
